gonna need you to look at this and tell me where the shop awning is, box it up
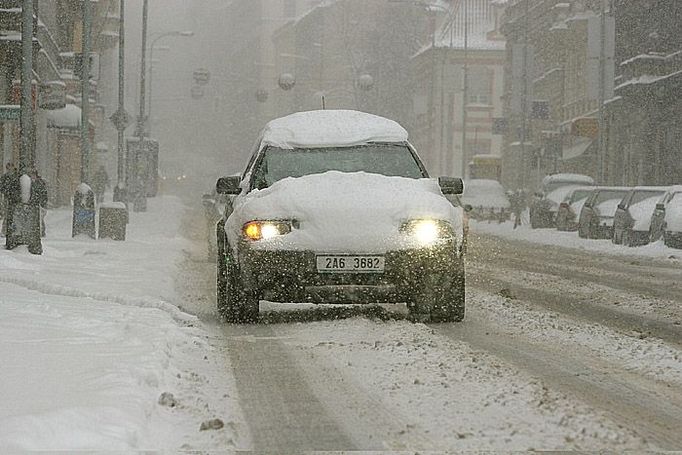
[562,139,594,161]
[46,103,81,130]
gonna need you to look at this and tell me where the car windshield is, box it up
[251,144,425,189]
[630,190,665,206]
[569,189,592,203]
[596,190,628,205]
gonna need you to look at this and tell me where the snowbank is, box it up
[471,220,682,260]
[0,196,245,451]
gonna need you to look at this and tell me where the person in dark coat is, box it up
[30,170,49,238]
[92,166,110,203]
[1,164,20,249]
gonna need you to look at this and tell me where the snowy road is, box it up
[180,217,682,452]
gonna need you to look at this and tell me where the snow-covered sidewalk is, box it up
[0,197,246,451]
[472,220,682,261]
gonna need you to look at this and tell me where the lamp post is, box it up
[147,30,193,136]
[80,0,93,184]
[19,0,34,173]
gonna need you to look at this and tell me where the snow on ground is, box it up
[279,319,647,451]
[472,220,682,261]
[0,197,247,451]
[469,291,682,387]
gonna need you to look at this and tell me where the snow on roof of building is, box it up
[261,110,408,149]
[414,0,505,58]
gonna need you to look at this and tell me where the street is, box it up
[178,213,682,451]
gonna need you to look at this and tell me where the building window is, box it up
[283,0,297,18]
[467,67,493,105]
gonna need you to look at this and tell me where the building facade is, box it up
[0,0,119,205]
[410,0,507,178]
[604,0,682,186]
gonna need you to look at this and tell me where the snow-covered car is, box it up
[577,187,630,239]
[214,110,466,323]
[649,185,682,248]
[612,187,668,246]
[531,174,595,228]
[461,179,510,222]
[555,187,593,231]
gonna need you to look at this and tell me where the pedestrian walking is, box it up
[92,165,110,203]
[0,163,20,247]
[511,189,526,230]
[30,170,49,238]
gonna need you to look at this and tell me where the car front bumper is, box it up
[236,242,463,304]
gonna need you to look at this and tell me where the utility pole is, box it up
[137,0,149,140]
[520,0,530,188]
[460,0,469,179]
[597,0,607,184]
[116,0,126,191]
[20,0,34,173]
[81,0,92,184]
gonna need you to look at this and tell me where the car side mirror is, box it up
[216,176,241,195]
[656,203,665,211]
[438,177,464,195]
[617,203,626,210]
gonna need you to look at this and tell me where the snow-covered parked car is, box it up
[555,187,593,231]
[577,187,630,239]
[530,173,595,228]
[649,185,682,248]
[461,179,510,222]
[214,110,466,323]
[612,186,668,246]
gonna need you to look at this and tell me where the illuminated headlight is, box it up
[243,220,293,241]
[400,219,453,245]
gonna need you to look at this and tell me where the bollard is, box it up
[98,202,128,240]
[72,184,96,238]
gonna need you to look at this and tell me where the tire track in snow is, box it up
[433,317,682,450]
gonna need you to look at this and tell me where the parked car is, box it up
[555,187,594,231]
[214,110,466,323]
[612,186,668,246]
[530,173,595,228]
[578,187,631,239]
[649,185,682,248]
[461,179,510,222]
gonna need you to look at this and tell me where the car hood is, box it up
[226,171,463,253]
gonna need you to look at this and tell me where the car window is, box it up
[630,190,665,207]
[569,189,592,204]
[250,143,426,189]
[595,190,628,205]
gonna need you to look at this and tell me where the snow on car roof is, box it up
[542,173,594,187]
[260,110,409,149]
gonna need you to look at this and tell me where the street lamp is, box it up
[147,30,194,136]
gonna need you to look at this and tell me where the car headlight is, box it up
[243,220,292,241]
[400,219,454,245]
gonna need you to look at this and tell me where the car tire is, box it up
[612,229,622,245]
[409,260,465,323]
[217,251,254,323]
[623,229,633,247]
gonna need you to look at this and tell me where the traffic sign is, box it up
[110,109,131,130]
[190,86,204,99]
[193,68,211,86]
[571,117,599,138]
[0,105,20,121]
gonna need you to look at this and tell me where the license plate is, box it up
[316,255,385,273]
